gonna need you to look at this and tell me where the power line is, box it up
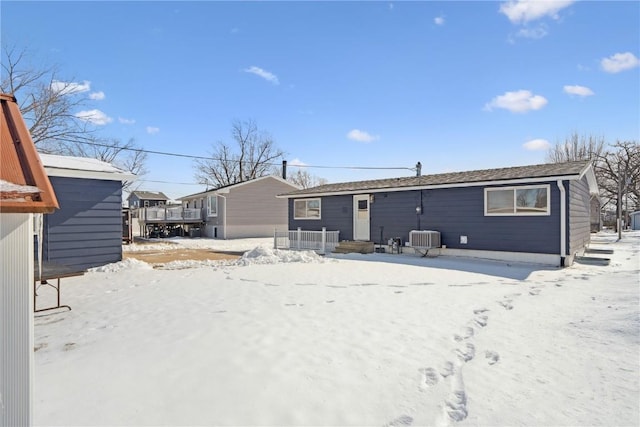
[72,139,416,172]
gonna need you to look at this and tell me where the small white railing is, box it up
[274,227,340,255]
[138,207,202,222]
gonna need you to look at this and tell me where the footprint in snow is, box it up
[473,315,488,328]
[439,361,454,378]
[498,300,514,310]
[473,308,489,314]
[452,326,474,342]
[455,343,475,362]
[529,287,542,296]
[485,350,500,365]
[444,372,468,422]
[445,390,468,422]
[419,367,440,389]
[384,415,413,427]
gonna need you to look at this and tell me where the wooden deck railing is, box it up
[138,206,202,222]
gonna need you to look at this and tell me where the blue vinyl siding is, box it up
[42,176,123,271]
[289,195,353,238]
[290,180,563,254]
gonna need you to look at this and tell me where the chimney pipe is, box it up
[416,161,422,177]
[282,160,287,180]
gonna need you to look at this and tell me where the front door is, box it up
[353,195,370,241]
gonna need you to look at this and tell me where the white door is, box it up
[353,195,370,241]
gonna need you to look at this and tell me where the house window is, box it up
[294,198,321,219]
[208,195,218,217]
[485,185,550,216]
[143,200,149,208]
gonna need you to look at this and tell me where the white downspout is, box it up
[557,180,566,266]
[218,194,227,239]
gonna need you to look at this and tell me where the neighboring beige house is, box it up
[178,176,299,239]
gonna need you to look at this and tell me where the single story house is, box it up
[127,190,169,208]
[38,153,136,271]
[279,161,599,267]
[178,176,299,239]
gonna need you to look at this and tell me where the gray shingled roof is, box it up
[280,161,591,197]
[129,191,169,200]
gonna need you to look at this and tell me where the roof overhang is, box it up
[0,94,59,213]
[278,173,588,198]
[579,162,599,195]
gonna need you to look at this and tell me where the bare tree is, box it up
[287,168,328,189]
[1,44,93,153]
[69,137,148,191]
[595,140,640,214]
[545,132,606,163]
[1,44,147,186]
[194,119,285,188]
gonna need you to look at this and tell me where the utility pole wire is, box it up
[70,139,416,172]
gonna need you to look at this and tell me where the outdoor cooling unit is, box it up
[409,230,441,256]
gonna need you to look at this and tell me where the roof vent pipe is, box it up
[416,161,422,177]
[282,160,287,180]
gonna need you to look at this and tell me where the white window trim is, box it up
[207,195,218,217]
[294,198,322,220]
[484,184,551,216]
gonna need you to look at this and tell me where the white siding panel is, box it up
[1,213,34,426]
[569,179,591,255]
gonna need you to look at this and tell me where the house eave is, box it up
[278,173,585,198]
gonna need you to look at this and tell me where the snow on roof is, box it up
[0,179,41,194]
[39,153,137,182]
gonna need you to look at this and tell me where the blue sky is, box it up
[3,1,639,199]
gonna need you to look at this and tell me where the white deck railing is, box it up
[274,227,340,255]
[138,207,202,222]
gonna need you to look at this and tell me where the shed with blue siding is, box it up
[39,154,136,271]
[280,161,599,267]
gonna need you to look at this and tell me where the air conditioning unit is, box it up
[409,230,441,249]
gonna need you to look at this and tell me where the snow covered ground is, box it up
[34,231,639,426]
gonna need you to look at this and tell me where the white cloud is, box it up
[347,129,380,143]
[499,0,574,24]
[601,52,640,73]
[434,15,445,25]
[75,109,112,125]
[244,66,280,85]
[51,80,91,95]
[563,85,594,97]
[484,90,548,113]
[89,91,105,100]
[516,25,548,39]
[119,117,136,125]
[523,138,551,151]
[146,126,160,135]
